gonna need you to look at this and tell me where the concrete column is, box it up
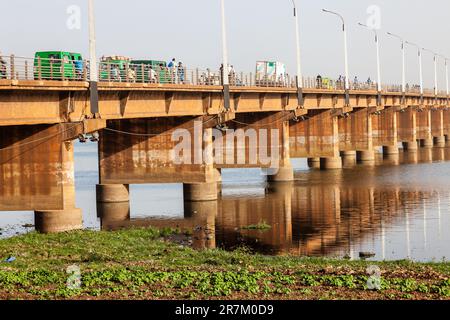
[420,138,434,148]
[307,158,321,169]
[34,141,82,233]
[357,150,375,162]
[96,184,130,229]
[96,184,130,203]
[402,141,418,152]
[268,121,294,182]
[382,146,399,155]
[184,182,218,201]
[35,208,83,234]
[341,151,357,167]
[320,157,342,170]
[433,136,446,148]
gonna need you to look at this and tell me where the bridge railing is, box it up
[0,55,90,82]
[1,55,447,96]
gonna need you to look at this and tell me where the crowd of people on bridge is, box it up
[0,53,7,79]
[315,74,377,90]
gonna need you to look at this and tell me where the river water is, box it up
[1,142,449,262]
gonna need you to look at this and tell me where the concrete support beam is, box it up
[290,110,340,159]
[34,139,82,233]
[372,107,398,149]
[268,120,294,181]
[398,107,418,149]
[339,108,373,153]
[99,117,218,184]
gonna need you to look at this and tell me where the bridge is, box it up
[1,56,449,233]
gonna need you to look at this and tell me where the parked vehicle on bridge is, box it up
[130,59,169,83]
[99,56,132,82]
[33,51,84,80]
[255,61,287,87]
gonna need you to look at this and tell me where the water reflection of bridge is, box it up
[98,148,450,257]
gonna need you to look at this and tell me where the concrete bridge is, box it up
[1,77,449,233]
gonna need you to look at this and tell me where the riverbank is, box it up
[0,228,449,300]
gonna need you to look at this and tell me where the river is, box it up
[1,142,449,262]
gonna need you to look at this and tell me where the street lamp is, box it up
[405,41,424,99]
[358,22,381,105]
[387,32,406,102]
[292,0,303,107]
[423,48,438,97]
[322,9,350,106]
[88,0,99,115]
[438,54,449,98]
[220,0,230,111]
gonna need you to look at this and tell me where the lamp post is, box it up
[438,55,449,98]
[292,0,303,107]
[359,22,381,105]
[220,0,230,111]
[323,9,350,106]
[423,48,438,97]
[387,32,406,103]
[405,41,424,104]
[88,0,99,115]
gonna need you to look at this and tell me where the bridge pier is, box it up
[320,157,342,170]
[420,138,434,148]
[446,135,450,147]
[307,158,321,169]
[382,145,399,156]
[340,151,357,166]
[357,150,375,163]
[34,141,83,233]
[96,184,130,228]
[402,141,418,152]
[433,136,446,148]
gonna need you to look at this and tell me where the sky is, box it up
[1,0,450,89]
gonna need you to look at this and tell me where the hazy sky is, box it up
[1,0,450,88]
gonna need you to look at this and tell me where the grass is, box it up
[241,220,272,231]
[0,227,449,300]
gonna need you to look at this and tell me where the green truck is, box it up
[99,56,131,81]
[34,51,84,80]
[130,60,169,83]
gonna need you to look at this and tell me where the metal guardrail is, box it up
[0,55,447,95]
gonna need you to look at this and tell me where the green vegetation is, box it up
[241,221,272,231]
[0,228,449,300]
